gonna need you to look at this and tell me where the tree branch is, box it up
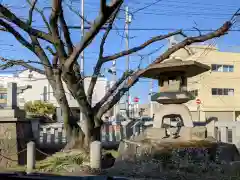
[87,6,120,104]
[64,0,123,71]
[102,30,183,62]
[0,26,6,31]
[0,17,54,81]
[94,70,132,112]
[52,55,59,69]
[97,70,141,118]
[27,0,37,25]
[97,21,233,118]
[59,7,73,55]
[49,0,67,61]
[101,0,107,13]
[0,4,53,43]
[153,21,232,64]
[26,0,52,33]
[0,19,34,51]
[46,45,57,56]
[65,2,92,26]
[0,57,45,74]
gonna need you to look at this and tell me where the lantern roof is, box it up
[140,58,210,79]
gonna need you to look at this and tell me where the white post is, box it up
[27,141,35,174]
[197,104,200,122]
[220,126,228,143]
[149,56,154,117]
[232,127,237,145]
[90,141,102,169]
[233,111,236,121]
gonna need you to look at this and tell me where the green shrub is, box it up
[24,100,55,116]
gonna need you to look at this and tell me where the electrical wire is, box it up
[132,0,164,14]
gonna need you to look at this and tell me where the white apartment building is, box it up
[0,70,108,109]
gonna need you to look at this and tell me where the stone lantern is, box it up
[140,58,210,138]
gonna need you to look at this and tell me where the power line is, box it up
[66,26,240,32]
[132,0,164,14]
[128,0,238,9]
[134,11,234,17]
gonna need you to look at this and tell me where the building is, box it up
[168,36,240,122]
[0,70,109,120]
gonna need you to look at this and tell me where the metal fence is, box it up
[31,120,145,147]
[213,121,240,149]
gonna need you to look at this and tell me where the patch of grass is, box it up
[6,149,119,174]
[36,150,89,172]
[6,149,90,173]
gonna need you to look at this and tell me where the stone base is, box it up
[144,128,166,140]
[153,104,193,128]
[144,126,207,141]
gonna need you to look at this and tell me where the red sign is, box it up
[133,97,139,103]
[196,99,201,104]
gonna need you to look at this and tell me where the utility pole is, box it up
[150,79,154,117]
[125,6,131,117]
[80,0,84,76]
[149,56,154,117]
[80,0,84,122]
[112,60,118,118]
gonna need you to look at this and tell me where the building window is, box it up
[212,88,234,96]
[0,93,7,99]
[19,98,25,103]
[227,128,232,143]
[211,64,234,72]
[188,90,198,99]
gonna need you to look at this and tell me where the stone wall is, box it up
[0,121,34,168]
[0,82,35,168]
[0,123,18,168]
[16,121,34,165]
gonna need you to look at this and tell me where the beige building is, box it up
[140,37,240,122]
[169,39,240,122]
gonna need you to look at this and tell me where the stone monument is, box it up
[140,58,210,140]
[0,82,32,168]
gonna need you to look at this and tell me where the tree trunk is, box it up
[79,114,102,147]
[60,70,102,148]
[58,102,85,150]
[59,103,102,150]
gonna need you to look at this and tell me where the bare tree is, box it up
[0,0,235,149]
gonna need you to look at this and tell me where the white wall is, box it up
[0,70,108,108]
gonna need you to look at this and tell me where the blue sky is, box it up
[0,0,240,104]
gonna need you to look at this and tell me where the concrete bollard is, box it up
[90,141,102,169]
[27,141,36,174]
